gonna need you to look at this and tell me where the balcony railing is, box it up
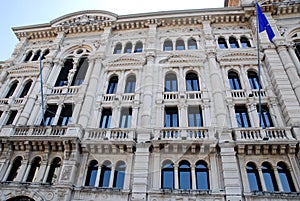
[186,91,202,99]
[0,98,25,105]
[84,128,136,141]
[234,127,294,141]
[163,92,179,100]
[157,127,210,140]
[11,126,67,136]
[227,89,267,98]
[50,86,80,94]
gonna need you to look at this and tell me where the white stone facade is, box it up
[0,0,300,201]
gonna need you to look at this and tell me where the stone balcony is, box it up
[48,86,80,95]
[226,89,268,99]
[0,97,26,106]
[98,93,139,104]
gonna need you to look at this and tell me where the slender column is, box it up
[226,38,230,48]
[22,163,31,182]
[174,164,179,189]
[178,105,188,128]
[152,150,160,190]
[131,105,139,128]
[249,103,259,127]
[95,166,102,187]
[191,164,196,190]
[109,166,115,188]
[258,167,267,191]
[52,103,63,125]
[202,103,211,127]
[273,167,284,191]
[43,164,51,183]
[228,102,237,127]
[288,45,300,74]
[111,106,120,128]
[209,153,220,192]
[2,164,12,181]
[45,60,63,86]
[288,155,300,191]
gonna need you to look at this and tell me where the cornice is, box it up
[217,49,263,65]
[103,54,146,67]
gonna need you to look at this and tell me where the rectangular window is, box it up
[235,106,251,128]
[188,106,203,127]
[43,105,58,126]
[165,107,179,127]
[6,110,17,125]
[257,105,273,128]
[57,104,73,126]
[119,108,132,128]
[100,108,112,128]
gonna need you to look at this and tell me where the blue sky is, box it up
[0,0,224,61]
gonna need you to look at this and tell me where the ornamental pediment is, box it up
[51,10,118,28]
[160,52,205,64]
[103,55,146,67]
[8,65,39,75]
[217,50,262,63]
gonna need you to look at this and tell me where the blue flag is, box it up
[256,3,275,42]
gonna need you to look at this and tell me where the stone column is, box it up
[2,163,12,181]
[52,103,63,125]
[109,166,115,187]
[174,164,179,189]
[152,148,160,190]
[43,164,51,183]
[273,167,284,191]
[191,164,196,190]
[288,45,300,74]
[258,167,267,191]
[277,44,300,103]
[288,155,300,191]
[131,105,139,128]
[95,165,102,187]
[209,152,220,193]
[21,162,31,182]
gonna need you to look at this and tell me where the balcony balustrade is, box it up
[84,128,136,141]
[156,127,210,140]
[50,86,80,94]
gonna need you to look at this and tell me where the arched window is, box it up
[113,161,126,189]
[165,73,177,92]
[277,162,296,192]
[125,75,136,93]
[246,162,262,191]
[229,36,239,48]
[100,108,112,128]
[55,58,73,87]
[188,38,197,50]
[85,160,98,186]
[124,42,133,53]
[176,39,185,50]
[31,50,42,61]
[46,157,61,184]
[41,49,50,60]
[24,51,33,62]
[19,80,32,98]
[186,72,200,91]
[7,156,23,181]
[161,160,174,189]
[247,71,261,89]
[71,57,89,86]
[7,196,35,201]
[235,105,251,128]
[113,43,122,54]
[241,36,251,48]
[262,162,278,192]
[5,81,19,98]
[228,71,242,90]
[107,76,118,94]
[26,157,41,182]
[99,160,111,187]
[218,37,228,49]
[119,107,132,128]
[179,160,191,190]
[134,41,143,53]
[195,161,209,190]
[163,39,173,51]
[257,105,273,128]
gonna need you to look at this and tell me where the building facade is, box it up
[0,0,300,200]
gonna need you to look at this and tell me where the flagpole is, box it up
[255,0,262,128]
[39,54,46,126]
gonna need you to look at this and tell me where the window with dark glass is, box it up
[124,42,133,53]
[228,71,242,90]
[19,80,32,98]
[188,106,203,127]
[241,36,251,48]
[26,157,41,182]
[5,81,19,98]
[246,162,262,192]
[31,50,41,61]
[262,162,278,192]
[55,58,73,87]
[107,76,118,94]
[46,157,61,184]
[24,51,33,62]
[120,108,132,128]
[6,110,17,125]
[100,108,112,128]
[71,57,89,86]
[85,160,98,186]
[165,73,177,92]
[235,106,251,128]
[113,43,122,54]
[99,161,111,187]
[161,160,174,189]
[176,39,185,50]
[277,162,296,192]
[179,161,191,190]
[57,104,73,126]
[248,71,261,89]
[41,49,50,60]
[165,107,179,127]
[188,38,197,50]
[218,37,228,49]
[125,75,136,93]
[134,41,143,53]
[229,36,239,48]
[186,72,200,91]
[43,105,58,126]
[7,156,23,181]
[163,40,173,51]
[113,161,126,189]
[196,161,209,190]
[257,105,273,128]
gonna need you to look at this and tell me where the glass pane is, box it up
[102,168,111,187]
[163,170,174,189]
[179,170,191,189]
